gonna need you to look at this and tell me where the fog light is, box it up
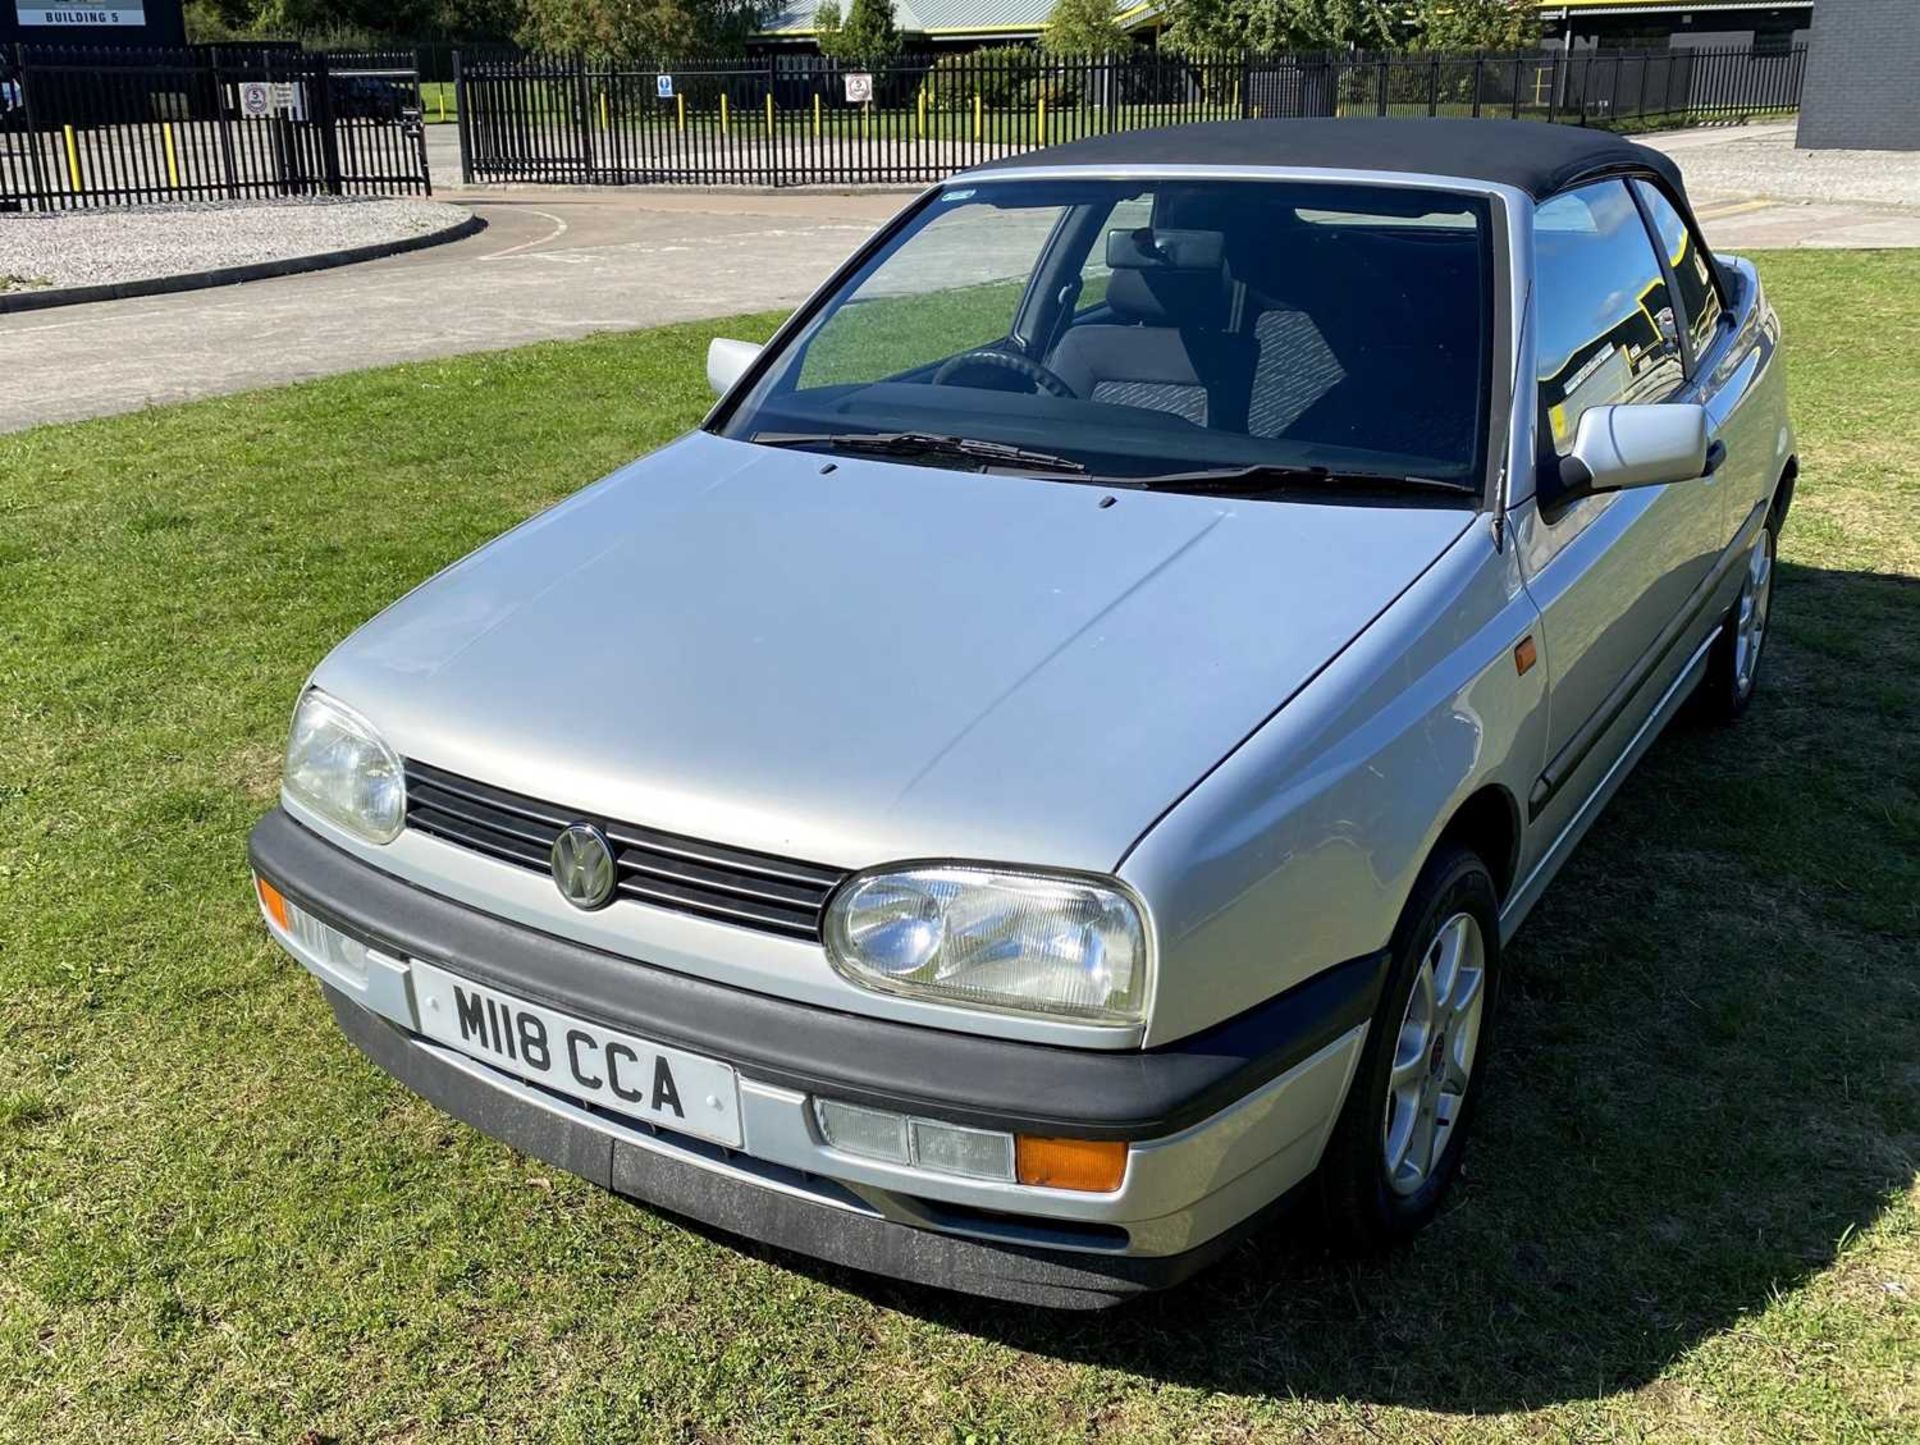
[813,1099,1014,1182]
[813,1099,910,1164]
[909,1118,1014,1181]
[256,874,371,987]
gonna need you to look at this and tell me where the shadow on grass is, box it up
[756,561,1919,1412]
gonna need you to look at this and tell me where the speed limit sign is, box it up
[239,81,271,118]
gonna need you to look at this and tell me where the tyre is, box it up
[1317,843,1501,1250]
[1699,515,1777,723]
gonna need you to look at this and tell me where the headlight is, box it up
[283,689,405,845]
[823,866,1148,1025]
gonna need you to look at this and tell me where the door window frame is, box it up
[1628,176,1730,382]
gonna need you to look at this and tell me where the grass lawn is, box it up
[1,251,1915,1442]
[419,79,458,124]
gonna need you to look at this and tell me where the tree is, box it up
[1043,0,1126,56]
[814,0,902,68]
[186,0,530,43]
[1161,0,1396,53]
[1409,0,1539,53]
[516,0,764,58]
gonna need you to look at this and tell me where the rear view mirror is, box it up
[707,338,761,398]
[1549,403,1714,506]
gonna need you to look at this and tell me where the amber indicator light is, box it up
[1014,1136,1128,1192]
[255,875,291,931]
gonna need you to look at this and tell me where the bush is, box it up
[917,45,1039,113]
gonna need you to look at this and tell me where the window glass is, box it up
[1634,179,1724,364]
[722,179,1492,492]
[1533,180,1684,457]
[798,201,1062,388]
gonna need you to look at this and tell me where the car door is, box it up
[1633,178,1778,554]
[1513,178,1726,848]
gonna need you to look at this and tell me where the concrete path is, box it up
[0,188,906,434]
[3,120,1916,436]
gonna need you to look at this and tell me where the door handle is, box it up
[1702,439,1728,478]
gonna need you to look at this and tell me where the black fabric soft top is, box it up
[965,117,1689,209]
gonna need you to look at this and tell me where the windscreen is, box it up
[716,178,1494,494]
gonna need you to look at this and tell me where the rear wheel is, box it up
[1317,844,1501,1250]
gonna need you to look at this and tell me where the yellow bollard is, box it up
[63,124,82,193]
[720,91,729,134]
[766,91,774,130]
[973,92,982,141]
[813,91,821,138]
[162,121,180,190]
[599,88,609,131]
[1037,93,1046,146]
[677,91,685,131]
[916,87,925,139]
[438,87,446,122]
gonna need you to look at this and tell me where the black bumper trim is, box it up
[252,807,1386,1142]
[327,986,1273,1308]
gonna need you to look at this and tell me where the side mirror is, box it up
[1547,403,1716,507]
[707,338,761,398]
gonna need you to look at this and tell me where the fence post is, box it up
[453,49,473,185]
[572,52,593,183]
[1428,56,1439,117]
[1511,55,1522,119]
[314,51,344,197]
[1472,57,1483,118]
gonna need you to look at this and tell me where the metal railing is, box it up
[0,43,433,211]
[453,44,1807,189]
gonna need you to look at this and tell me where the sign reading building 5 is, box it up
[17,5,148,23]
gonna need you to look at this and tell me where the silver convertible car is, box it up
[249,120,1792,1308]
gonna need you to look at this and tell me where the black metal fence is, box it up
[0,43,433,211]
[455,44,1807,189]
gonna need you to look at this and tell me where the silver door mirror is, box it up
[707,338,761,398]
[1551,403,1715,505]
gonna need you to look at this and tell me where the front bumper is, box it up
[251,807,1381,1307]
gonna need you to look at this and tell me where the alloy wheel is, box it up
[1382,911,1487,1198]
[1734,527,1775,700]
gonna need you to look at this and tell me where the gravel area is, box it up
[0,196,471,291]
[1643,122,1920,208]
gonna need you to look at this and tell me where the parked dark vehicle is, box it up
[330,73,412,122]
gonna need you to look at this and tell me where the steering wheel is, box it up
[931,349,1076,400]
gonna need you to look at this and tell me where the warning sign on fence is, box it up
[844,72,872,103]
[656,74,673,99]
[238,81,271,118]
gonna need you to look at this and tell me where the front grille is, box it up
[403,760,846,941]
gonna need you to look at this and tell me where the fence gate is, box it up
[454,45,1808,192]
[0,44,432,212]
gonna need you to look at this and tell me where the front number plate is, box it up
[410,961,743,1148]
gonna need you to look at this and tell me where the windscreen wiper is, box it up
[752,431,1087,474]
[1106,463,1478,498]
